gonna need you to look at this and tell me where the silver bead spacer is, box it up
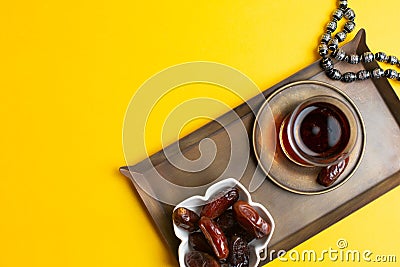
[327,21,337,32]
[372,68,384,79]
[357,70,371,80]
[362,52,374,63]
[335,31,347,42]
[344,21,356,33]
[321,33,331,43]
[348,54,360,64]
[333,9,344,21]
[344,8,356,20]
[332,48,346,61]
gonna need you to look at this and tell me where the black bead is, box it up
[361,52,374,63]
[320,57,334,71]
[384,69,398,79]
[343,21,356,33]
[372,68,384,79]
[347,54,360,64]
[335,31,347,42]
[328,38,339,51]
[327,21,337,32]
[318,43,329,57]
[342,72,357,83]
[339,0,348,10]
[333,9,344,21]
[357,70,371,80]
[327,68,342,80]
[332,49,346,61]
[344,8,356,20]
[375,52,388,62]
[388,55,398,65]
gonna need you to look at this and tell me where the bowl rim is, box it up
[172,178,275,267]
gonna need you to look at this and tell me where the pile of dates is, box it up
[173,187,272,267]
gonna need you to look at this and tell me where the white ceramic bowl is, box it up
[173,178,275,267]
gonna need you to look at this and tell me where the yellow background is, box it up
[1,0,399,266]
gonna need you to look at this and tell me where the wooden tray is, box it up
[120,29,400,266]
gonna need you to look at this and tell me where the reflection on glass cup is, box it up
[279,95,358,167]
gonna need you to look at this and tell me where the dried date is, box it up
[229,225,255,243]
[185,251,220,267]
[189,232,213,255]
[200,187,239,219]
[172,207,200,232]
[216,210,255,242]
[228,235,249,267]
[199,216,229,260]
[317,157,349,187]
[215,210,236,234]
[233,200,271,239]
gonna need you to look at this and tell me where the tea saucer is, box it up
[253,80,365,195]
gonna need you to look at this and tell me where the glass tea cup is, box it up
[279,95,358,167]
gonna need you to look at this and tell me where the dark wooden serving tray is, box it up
[120,30,400,266]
